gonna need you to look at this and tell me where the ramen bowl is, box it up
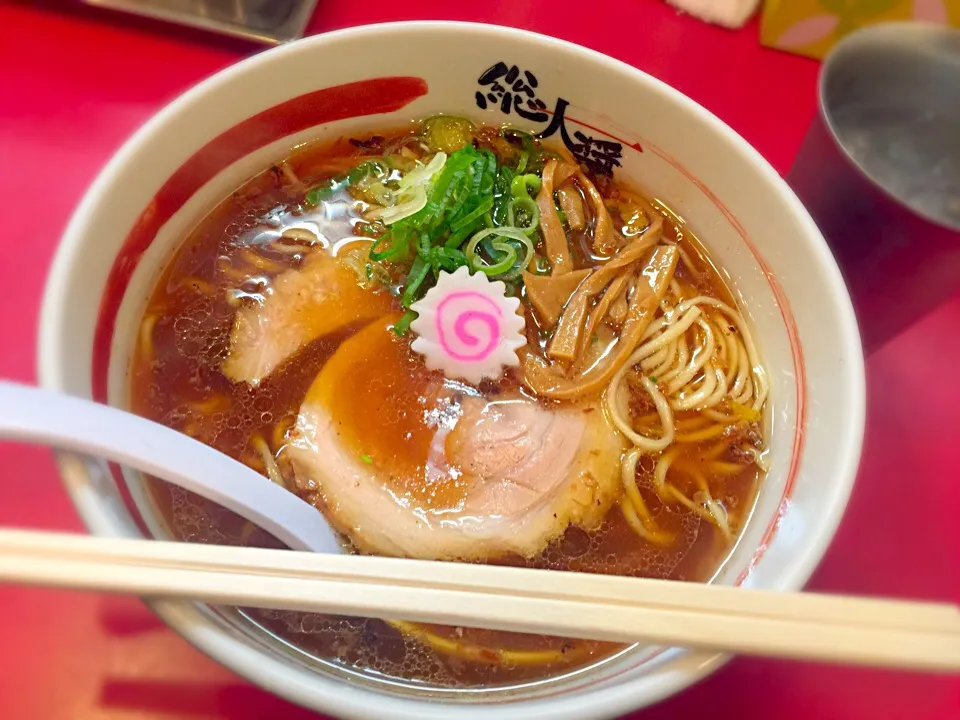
[38,22,864,720]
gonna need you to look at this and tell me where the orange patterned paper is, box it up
[761,0,959,59]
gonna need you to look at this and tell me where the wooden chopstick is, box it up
[0,528,957,672]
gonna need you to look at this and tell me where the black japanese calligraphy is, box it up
[475,63,623,175]
[535,99,623,176]
[569,131,623,176]
[475,62,549,123]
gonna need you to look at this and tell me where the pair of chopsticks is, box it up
[0,528,957,672]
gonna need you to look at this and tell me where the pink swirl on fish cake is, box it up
[435,291,503,362]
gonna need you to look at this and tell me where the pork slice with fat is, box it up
[222,250,393,386]
[285,316,625,560]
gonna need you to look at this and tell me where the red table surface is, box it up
[1,2,958,718]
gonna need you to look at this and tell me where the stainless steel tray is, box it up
[80,0,319,44]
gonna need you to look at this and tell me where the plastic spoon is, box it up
[0,382,341,554]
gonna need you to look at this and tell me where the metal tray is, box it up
[80,0,319,44]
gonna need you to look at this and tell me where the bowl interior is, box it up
[38,22,864,720]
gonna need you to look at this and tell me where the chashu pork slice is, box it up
[223,249,393,385]
[285,316,625,560]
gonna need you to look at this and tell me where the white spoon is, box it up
[0,382,341,554]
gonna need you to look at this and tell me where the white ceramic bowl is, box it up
[38,22,865,720]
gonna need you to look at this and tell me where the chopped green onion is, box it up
[375,152,447,225]
[444,224,475,249]
[363,141,547,329]
[478,151,497,194]
[360,454,373,464]
[392,309,417,336]
[451,195,495,232]
[491,166,515,227]
[401,256,432,308]
[473,240,517,276]
[502,128,538,155]
[466,153,487,199]
[304,177,347,207]
[417,231,431,259]
[499,129,564,173]
[465,227,535,279]
[429,246,469,272]
[369,226,411,262]
[304,160,387,206]
[510,173,541,198]
[516,150,529,175]
[507,195,540,234]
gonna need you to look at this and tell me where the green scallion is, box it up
[401,256,432,308]
[510,173,541,198]
[507,195,540,234]
[465,227,535,280]
[304,160,387,206]
[392,310,417,337]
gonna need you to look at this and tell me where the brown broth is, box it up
[128,127,762,691]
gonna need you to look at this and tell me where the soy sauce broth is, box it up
[128,126,762,691]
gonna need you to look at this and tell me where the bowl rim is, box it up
[37,20,866,720]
